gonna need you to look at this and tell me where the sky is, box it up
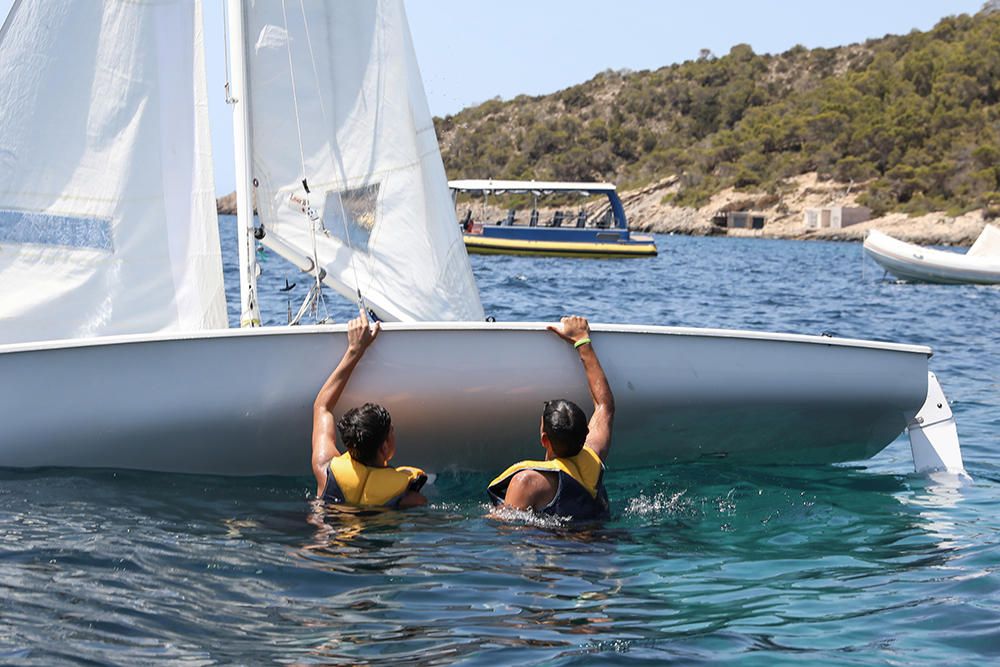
[0,1,987,193]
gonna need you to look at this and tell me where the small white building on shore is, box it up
[804,205,871,230]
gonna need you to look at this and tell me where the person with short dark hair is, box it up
[487,316,615,520]
[312,314,427,509]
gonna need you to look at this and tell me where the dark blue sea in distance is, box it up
[2,217,998,664]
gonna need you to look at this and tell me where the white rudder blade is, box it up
[907,372,969,478]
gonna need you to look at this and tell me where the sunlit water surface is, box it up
[1,222,998,664]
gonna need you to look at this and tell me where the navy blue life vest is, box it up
[488,446,610,520]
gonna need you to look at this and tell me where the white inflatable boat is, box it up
[864,225,1000,284]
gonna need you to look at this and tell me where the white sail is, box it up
[0,0,226,344]
[242,0,484,322]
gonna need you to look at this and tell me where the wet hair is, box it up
[542,399,589,458]
[336,402,392,466]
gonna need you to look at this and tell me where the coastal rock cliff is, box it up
[447,172,988,246]
[434,7,1000,239]
[217,191,237,216]
[218,8,999,246]
[221,171,987,245]
[622,173,988,245]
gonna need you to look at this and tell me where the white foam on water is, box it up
[487,504,571,528]
[623,489,691,517]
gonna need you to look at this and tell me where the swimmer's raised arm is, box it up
[311,314,380,493]
[486,316,614,521]
[547,316,615,462]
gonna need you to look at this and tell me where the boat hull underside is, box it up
[0,326,928,476]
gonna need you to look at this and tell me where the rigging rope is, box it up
[295,0,373,320]
[222,0,234,104]
[278,0,331,323]
[278,0,373,323]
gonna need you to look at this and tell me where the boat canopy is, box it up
[449,179,616,195]
[450,179,628,230]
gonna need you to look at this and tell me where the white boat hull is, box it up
[864,230,1000,284]
[0,323,931,476]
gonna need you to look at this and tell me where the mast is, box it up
[227,0,261,327]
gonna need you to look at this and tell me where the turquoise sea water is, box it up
[2,221,998,664]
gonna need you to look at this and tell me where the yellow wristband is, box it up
[574,337,592,349]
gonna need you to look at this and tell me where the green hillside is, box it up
[434,8,1000,217]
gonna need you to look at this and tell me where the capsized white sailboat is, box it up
[864,225,1000,284]
[0,322,948,475]
[0,0,965,477]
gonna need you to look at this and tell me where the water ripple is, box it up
[2,230,996,663]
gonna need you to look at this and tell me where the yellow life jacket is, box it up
[323,453,427,508]
[487,446,610,520]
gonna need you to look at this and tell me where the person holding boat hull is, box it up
[488,316,615,520]
[312,315,428,509]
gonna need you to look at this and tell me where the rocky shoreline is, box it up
[217,173,991,246]
[216,191,239,216]
[622,173,988,247]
